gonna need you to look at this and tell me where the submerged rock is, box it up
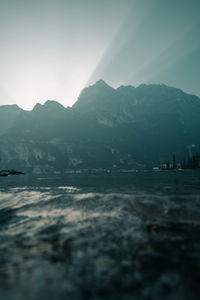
[0,169,24,176]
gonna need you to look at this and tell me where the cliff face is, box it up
[1,82,200,172]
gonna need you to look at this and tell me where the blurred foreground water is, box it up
[0,171,200,300]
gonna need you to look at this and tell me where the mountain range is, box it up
[0,80,200,173]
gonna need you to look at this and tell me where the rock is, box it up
[0,169,24,176]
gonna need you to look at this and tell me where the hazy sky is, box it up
[0,0,199,109]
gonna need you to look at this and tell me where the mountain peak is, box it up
[73,80,116,110]
[32,103,42,111]
[93,80,112,89]
[33,100,64,112]
[44,100,63,106]
[0,104,22,111]
[43,100,64,108]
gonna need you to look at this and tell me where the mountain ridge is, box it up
[0,81,200,172]
[1,82,198,111]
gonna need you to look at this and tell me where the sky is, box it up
[0,0,200,109]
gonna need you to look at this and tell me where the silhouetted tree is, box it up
[166,160,170,170]
[173,154,177,169]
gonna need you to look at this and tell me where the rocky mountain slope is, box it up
[0,81,200,172]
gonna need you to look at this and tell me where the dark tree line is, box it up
[181,152,200,169]
[161,151,200,170]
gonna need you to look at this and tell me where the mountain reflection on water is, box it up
[0,171,200,300]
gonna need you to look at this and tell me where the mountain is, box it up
[0,104,22,135]
[0,82,200,173]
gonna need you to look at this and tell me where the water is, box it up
[0,170,200,300]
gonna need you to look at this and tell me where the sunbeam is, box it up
[88,0,200,96]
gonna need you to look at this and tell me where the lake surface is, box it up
[0,170,200,300]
